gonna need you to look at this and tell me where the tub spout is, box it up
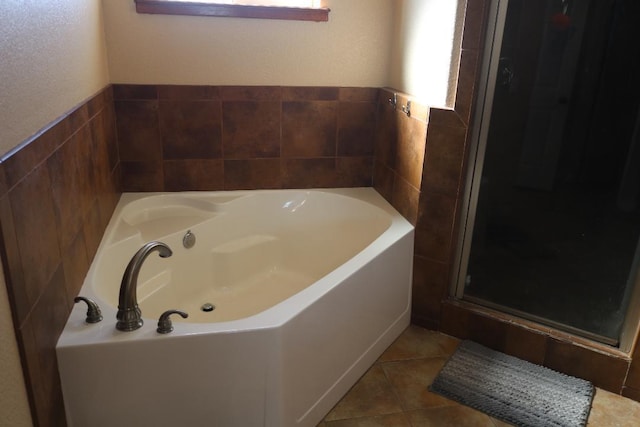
[116,241,173,332]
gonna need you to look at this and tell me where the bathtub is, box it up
[57,188,414,427]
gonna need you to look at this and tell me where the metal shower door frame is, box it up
[452,0,508,299]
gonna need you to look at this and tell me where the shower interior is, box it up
[457,0,640,346]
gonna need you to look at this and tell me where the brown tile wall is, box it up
[624,338,640,399]
[0,87,121,426]
[373,90,428,225]
[405,0,640,401]
[113,85,378,191]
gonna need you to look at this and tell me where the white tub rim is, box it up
[58,187,414,347]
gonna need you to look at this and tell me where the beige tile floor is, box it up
[318,325,640,427]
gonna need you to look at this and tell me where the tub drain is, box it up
[201,303,215,312]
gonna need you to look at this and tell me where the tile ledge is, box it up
[442,299,632,360]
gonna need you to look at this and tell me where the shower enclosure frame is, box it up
[451,0,640,353]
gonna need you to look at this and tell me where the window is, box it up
[134,0,330,22]
[197,1,322,6]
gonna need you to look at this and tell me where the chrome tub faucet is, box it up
[116,241,173,332]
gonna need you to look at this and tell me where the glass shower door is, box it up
[457,0,640,346]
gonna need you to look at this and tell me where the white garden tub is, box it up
[57,188,414,427]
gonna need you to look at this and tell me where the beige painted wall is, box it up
[104,0,465,103]
[0,1,110,424]
[0,0,110,156]
[103,0,394,86]
[388,0,465,107]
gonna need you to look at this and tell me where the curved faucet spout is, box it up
[116,241,173,331]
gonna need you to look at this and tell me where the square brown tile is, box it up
[324,365,403,421]
[163,159,224,191]
[405,405,497,427]
[429,108,466,130]
[411,256,450,323]
[423,123,467,196]
[544,338,629,393]
[373,101,398,169]
[589,388,640,425]
[415,191,457,262]
[454,49,481,126]
[467,313,509,352]
[502,325,547,365]
[120,161,163,192]
[336,156,373,187]
[86,88,107,119]
[622,386,640,402]
[394,108,427,188]
[18,317,47,426]
[337,102,376,157]
[89,110,114,183]
[324,413,410,427]
[219,86,281,101]
[93,170,119,231]
[9,164,62,309]
[282,101,338,158]
[0,162,8,197]
[61,229,89,303]
[114,100,161,161]
[338,87,379,102]
[63,104,91,141]
[627,341,640,390]
[89,112,119,220]
[48,126,95,251]
[627,363,640,391]
[222,101,281,159]
[158,85,219,100]
[282,86,339,101]
[83,199,105,263]
[378,325,459,363]
[439,302,472,340]
[282,158,337,188]
[22,265,70,427]
[390,175,419,225]
[224,159,281,190]
[381,357,453,410]
[99,106,120,172]
[373,161,394,204]
[462,0,488,51]
[159,100,222,159]
[113,84,158,100]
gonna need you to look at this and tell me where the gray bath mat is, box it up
[430,341,594,427]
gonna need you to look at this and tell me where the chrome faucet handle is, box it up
[74,296,103,323]
[156,309,189,334]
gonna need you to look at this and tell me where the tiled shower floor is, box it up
[318,325,640,426]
